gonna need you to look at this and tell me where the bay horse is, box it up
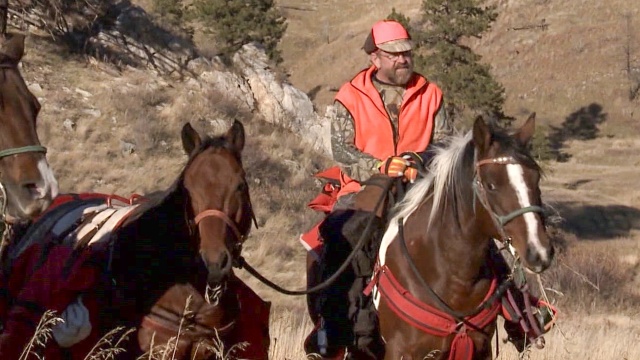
[370,113,554,359]
[0,33,58,221]
[0,120,270,359]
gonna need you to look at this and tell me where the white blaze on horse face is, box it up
[37,159,59,199]
[506,164,548,262]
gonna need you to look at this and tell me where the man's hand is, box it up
[378,156,409,177]
[403,166,418,183]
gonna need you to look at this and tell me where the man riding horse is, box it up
[304,20,552,359]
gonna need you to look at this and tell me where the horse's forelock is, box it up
[491,127,542,174]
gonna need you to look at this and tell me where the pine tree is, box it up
[389,1,506,124]
[192,0,287,63]
[423,0,504,120]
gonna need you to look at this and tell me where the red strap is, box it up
[376,265,502,359]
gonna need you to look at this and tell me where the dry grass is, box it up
[269,309,640,360]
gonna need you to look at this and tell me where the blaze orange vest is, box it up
[335,66,443,160]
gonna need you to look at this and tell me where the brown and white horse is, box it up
[372,114,554,359]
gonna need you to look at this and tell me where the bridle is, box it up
[195,209,245,243]
[0,141,48,241]
[473,155,546,244]
[0,146,48,221]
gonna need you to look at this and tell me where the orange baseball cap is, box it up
[363,20,413,54]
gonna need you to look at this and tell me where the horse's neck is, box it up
[419,184,494,285]
[114,190,194,276]
[434,220,492,280]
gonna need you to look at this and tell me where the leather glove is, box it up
[378,156,409,177]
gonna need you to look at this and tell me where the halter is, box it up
[193,200,258,263]
[0,145,47,159]
[473,155,545,242]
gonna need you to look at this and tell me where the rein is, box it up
[236,176,395,296]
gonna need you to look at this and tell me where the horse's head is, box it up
[472,113,554,273]
[181,120,253,285]
[0,34,58,220]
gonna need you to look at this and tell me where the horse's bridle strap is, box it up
[0,145,47,159]
[495,205,545,226]
[475,156,518,167]
[474,156,545,227]
[195,209,243,241]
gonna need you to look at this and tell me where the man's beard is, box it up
[388,65,413,86]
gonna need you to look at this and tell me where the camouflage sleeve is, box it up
[331,102,380,181]
[431,99,454,143]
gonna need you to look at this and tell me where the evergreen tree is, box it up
[388,1,506,124]
[192,0,287,63]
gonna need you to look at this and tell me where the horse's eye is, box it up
[487,183,497,191]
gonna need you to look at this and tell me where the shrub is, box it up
[190,0,287,63]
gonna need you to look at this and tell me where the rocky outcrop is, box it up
[232,44,331,155]
[186,44,332,155]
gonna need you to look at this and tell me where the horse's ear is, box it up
[0,33,25,62]
[181,123,202,156]
[515,112,536,146]
[472,116,492,152]
[225,120,245,154]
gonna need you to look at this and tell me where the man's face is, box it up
[371,50,414,86]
